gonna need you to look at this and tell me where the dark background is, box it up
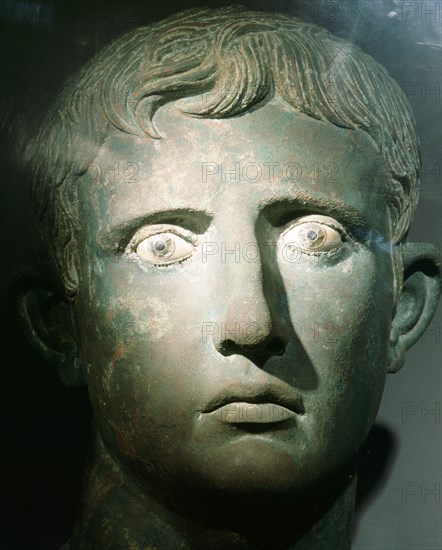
[1,1,440,548]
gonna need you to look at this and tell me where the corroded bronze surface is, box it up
[21,6,440,549]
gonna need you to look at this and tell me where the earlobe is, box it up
[16,264,86,386]
[388,242,441,373]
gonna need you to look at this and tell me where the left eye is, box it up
[136,232,194,265]
[281,215,344,253]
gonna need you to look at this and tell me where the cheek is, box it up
[75,269,209,461]
[74,277,161,426]
[284,253,391,348]
[283,253,393,432]
[80,325,194,465]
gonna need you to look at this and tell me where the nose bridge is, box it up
[229,250,272,345]
[214,212,275,350]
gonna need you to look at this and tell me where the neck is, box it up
[70,428,357,549]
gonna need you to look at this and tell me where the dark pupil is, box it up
[307,230,318,241]
[155,240,166,252]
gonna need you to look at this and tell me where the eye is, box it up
[128,225,197,266]
[280,215,345,254]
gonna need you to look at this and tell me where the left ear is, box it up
[15,263,86,387]
[388,242,441,373]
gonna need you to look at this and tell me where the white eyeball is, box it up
[281,215,344,253]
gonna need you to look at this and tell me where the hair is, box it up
[26,5,420,300]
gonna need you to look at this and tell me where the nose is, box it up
[212,237,287,365]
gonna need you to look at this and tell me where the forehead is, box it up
[80,96,391,234]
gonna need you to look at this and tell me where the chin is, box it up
[183,436,316,497]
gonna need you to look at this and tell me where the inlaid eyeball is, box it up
[136,232,194,265]
[281,215,344,253]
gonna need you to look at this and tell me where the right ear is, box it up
[15,263,86,387]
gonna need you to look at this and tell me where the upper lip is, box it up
[202,384,305,415]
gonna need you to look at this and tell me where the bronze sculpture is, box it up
[20,6,441,549]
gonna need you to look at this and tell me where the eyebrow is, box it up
[99,208,214,252]
[261,190,370,231]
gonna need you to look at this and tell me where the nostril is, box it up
[218,339,240,356]
[251,338,286,366]
[265,337,286,356]
[218,336,286,364]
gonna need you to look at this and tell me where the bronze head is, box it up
[21,7,440,548]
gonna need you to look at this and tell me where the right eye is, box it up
[280,215,346,255]
[136,232,194,265]
[125,224,198,266]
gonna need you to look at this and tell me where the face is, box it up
[74,96,396,507]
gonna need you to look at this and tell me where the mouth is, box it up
[202,385,305,425]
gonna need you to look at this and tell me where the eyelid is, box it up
[126,223,199,253]
[281,214,349,239]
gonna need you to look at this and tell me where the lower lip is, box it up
[206,402,296,424]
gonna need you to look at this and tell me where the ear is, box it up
[15,263,86,386]
[388,242,441,373]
